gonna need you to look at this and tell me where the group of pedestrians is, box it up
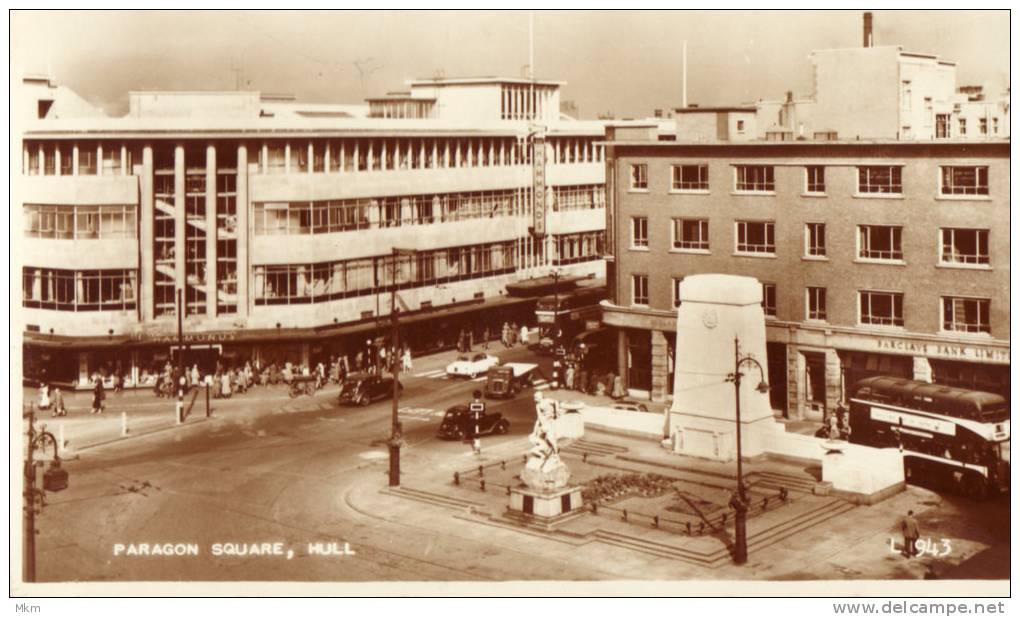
[500,322,528,348]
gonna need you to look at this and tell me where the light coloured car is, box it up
[445,353,500,378]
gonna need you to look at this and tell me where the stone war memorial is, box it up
[668,274,905,502]
[669,274,784,461]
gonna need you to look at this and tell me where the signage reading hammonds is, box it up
[532,133,546,237]
[875,338,1009,364]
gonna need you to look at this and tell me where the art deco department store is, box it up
[18,77,609,386]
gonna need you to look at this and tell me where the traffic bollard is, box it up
[453,471,460,485]
[121,412,128,436]
[205,383,211,418]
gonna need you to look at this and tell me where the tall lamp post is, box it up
[388,247,416,487]
[724,336,769,565]
[22,406,68,582]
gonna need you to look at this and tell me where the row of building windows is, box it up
[22,136,604,177]
[552,231,605,266]
[252,184,604,236]
[253,189,534,235]
[632,217,991,266]
[551,185,606,212]
[253,240,518,306]
[631,275,992,334]
[24,204,136,239]
[22,268,137,312]
[629,163,990,197]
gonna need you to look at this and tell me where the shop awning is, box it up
[21,295,539,350]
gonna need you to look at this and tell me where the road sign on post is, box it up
[469,400,485,455]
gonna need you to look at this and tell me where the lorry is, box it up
[484,362,539,399]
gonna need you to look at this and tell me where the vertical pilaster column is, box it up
[205,144,217,318]
[912,356,933,383]
[139,145,155,322]
[617,329,629,391]
[324,142,331,173]
[650,330,669,402]
[284,143,291,174]
[236,144,250,319]
[54,146,62,176]
[786,346,804,420]
[824,348,843,412]
[307,142,314,174]
[174,145,186,311]
[72,144,79,176]
[97,144,103,176]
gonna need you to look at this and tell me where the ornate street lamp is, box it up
[23,406,68,583]
[724,336,769,565]
[388,247,416,487]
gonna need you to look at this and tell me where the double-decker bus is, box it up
[847,376,1009,499]
[533,286,607,355]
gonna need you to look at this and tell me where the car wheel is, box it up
[495,420,509,435]
[469,371,477,379]
[359,394,370,407]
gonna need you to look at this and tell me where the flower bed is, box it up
[581,472,677,504]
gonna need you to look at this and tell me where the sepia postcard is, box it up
[9,8,1012,604]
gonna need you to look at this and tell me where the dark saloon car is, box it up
[437,405,510,440]
[338,372,402,406]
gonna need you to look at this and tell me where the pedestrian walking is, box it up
[38,382,51,410]
[509,322,519,346]
[401,347,413,373]
[220,371,232,399]
[519,323,528,346]
[90,374,106,414]
[501,322,510,347]
[564,363,575,391]
[482,327,490,350]
[51,386,67,417]
[611,375,625,399]
[901,510,920,558]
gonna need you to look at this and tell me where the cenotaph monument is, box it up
[508,392,583,519]
[669,274,784,461]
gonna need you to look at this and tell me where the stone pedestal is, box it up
[509,486,584,519]
[522,456,571,491]
[822,445,905,504]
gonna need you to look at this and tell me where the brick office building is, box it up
[602,132,1009,421]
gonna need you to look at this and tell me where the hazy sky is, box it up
[11,10,1011,118]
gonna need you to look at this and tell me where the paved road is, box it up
[28,344,579,582]
[22,343,1009,584]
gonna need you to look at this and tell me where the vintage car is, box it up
[338,372,402,406]
[484,363,538,399]
[445,353,501,378]
[436,404,510,440]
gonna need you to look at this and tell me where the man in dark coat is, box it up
[901,510,920,558]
